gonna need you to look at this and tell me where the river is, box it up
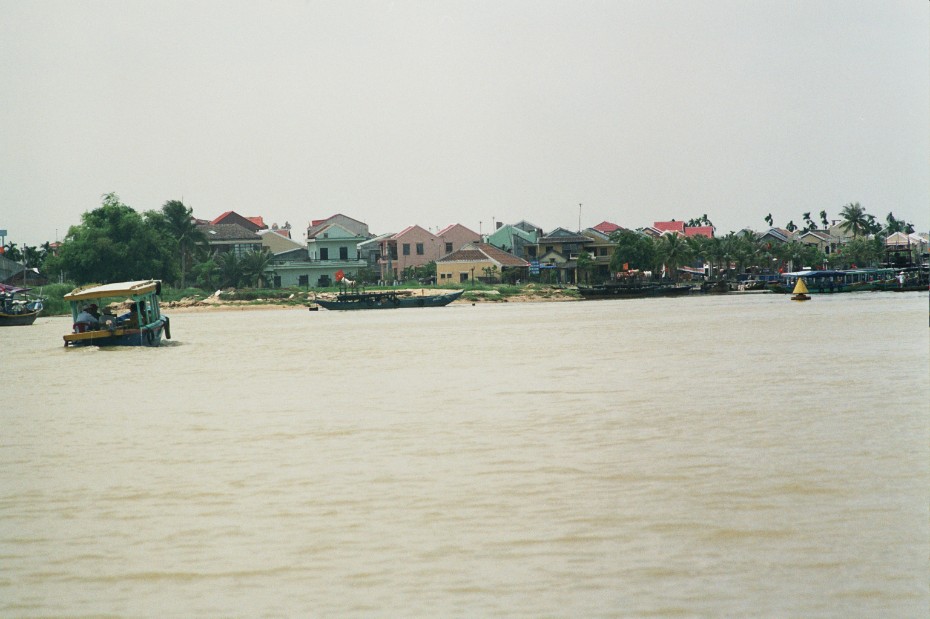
[2,292,928,617]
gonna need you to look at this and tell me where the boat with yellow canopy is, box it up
[62,280,171,347]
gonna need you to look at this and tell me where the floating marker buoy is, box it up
[790,279,810,301]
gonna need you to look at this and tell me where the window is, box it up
[460,272,469,282]
[389,246,398,260]
[403,243,410,256]
[319,247,329,260]
[416,243,424,255]
[298,275,309,287]
[339,246,348,260]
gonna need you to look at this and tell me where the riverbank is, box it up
[158,284,581,314]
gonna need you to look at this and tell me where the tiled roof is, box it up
[438,243,530,267]
[538,227,590,243]
[593,221,621,234]
[197,223,261,241]
[436,223,479,237]
[654,221,686,233]
[684,225,714,238]
[210,210,234,224]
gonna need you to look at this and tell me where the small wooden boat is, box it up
[62,280,171,347]
[0,283,44,326]
[315,288,464,311]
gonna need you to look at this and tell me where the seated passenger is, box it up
[75,304,100,329]
[119,301,144,328]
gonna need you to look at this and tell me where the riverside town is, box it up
[1,195,927,319]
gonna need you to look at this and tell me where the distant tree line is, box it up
[2,197,920,289]
[582,202,911,283]
[9,193,272,288]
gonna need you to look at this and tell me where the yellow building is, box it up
[436,242,530,284]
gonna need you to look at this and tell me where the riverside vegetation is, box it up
[5,194,923,313]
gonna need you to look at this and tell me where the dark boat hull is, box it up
[64,320,168,347]
[317,290,464,311]
[0,311,40,326]
[578,284,692,300]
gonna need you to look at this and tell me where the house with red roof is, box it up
[684,225,714,238]
[436,242,530,284]
[592,221,622,235]
[211,211,267,232]
[652,220,714,238]
[653,220,686,234]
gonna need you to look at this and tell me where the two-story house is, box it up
[270,214,371,288]
[535,227,592,284]
[379,225,441,282]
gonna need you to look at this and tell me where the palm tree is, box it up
[216,252,242,288]
[2,242,23,262]
[839,202,870,238]
[239,249,273,287]
[764,213,774,227]
[162,200,208,288]
[658,233,693,282]
[575,251,595,284]
[802,212,815,231]
[819,210,829,229]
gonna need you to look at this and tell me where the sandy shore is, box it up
[161,287,579,314]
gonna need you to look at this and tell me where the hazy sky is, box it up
[2,0,928,247]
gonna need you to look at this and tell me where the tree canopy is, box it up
[45,193,178,285]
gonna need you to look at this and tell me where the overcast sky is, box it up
[2,0,928,247]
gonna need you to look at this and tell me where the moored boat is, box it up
[315,288,464,310]
[0,283,44,326]
[578,281,692,299]
[62,280,171,347]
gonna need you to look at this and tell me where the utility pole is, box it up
[578,203,582,232]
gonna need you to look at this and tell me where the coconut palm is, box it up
[216,252,242,288]
[839,202,870,238]
[239,248,273,287]
[161,200,208,288]
[819,210,829,229]
[802,212,815,231]
[658,233,693,282]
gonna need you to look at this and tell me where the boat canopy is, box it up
[0,283,30,294]
[64,280,160,302]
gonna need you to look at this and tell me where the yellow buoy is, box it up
[791,278,810,301]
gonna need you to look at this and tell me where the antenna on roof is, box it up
[578,203,582,232]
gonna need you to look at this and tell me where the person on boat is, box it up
[119,301,145,327]
[75,304,100,328]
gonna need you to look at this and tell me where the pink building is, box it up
[379,225,441,281]
[436,224,480,257]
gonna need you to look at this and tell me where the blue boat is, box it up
[0,283,44,326]
[62,280,171,347]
